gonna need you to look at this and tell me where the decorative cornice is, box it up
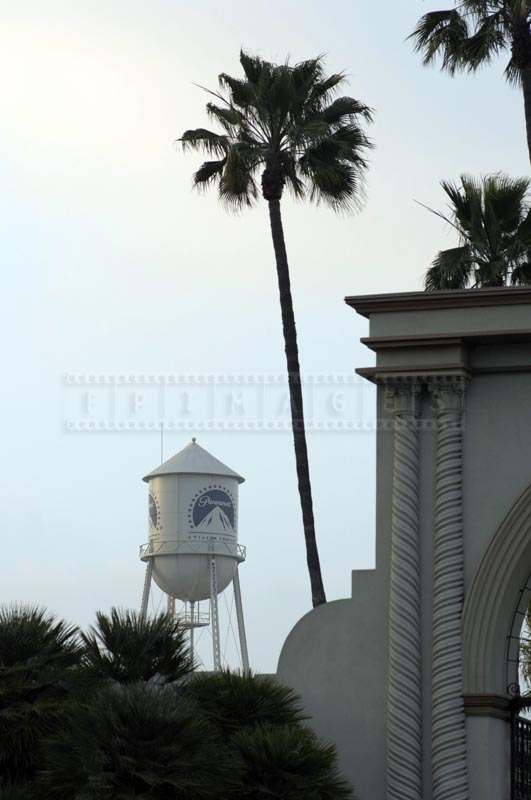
[358,366,470,384]
[361,329,531,351]
[345,287,531,318]
[463,694,511,721]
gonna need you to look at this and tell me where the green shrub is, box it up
[185,670,306,736]
[0,605,81,782]
[42,682,233,799]
[232,723,354,800]
[81,608,194,684]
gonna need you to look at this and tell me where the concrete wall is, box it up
[277,289,531,800]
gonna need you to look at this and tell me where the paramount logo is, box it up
[198,495,232,509]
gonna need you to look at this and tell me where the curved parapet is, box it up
[277,570,386,800]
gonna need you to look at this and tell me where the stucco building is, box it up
[278,287,531,800]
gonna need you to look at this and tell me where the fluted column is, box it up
[386,380,423,800]
[431,378,468,800]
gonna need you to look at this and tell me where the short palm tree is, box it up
[185,670,306,737]
[423,173,531,289]
[410,2,531,163]
[42,683,231,800]
[81,608,194,684]
[179,51,373,607]
[231,723,354,800]
[0,605,81,783]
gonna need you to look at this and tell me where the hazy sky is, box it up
[1,1,528,670]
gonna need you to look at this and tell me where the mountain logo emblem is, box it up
[190,488,235,532]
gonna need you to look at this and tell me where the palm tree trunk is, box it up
[267,198,326,608]
[522,67,531,165]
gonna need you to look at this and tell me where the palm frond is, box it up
[308,72,347,106]
[425,246,473,290]
[239,50,266,86]
[301,153,364,212]
[206,103,243,129]
[511,261,531,284]
[218,73,256,108]
[461,11,506,70]
[179,128,229,156]
[280,152,306,200]
[484,174,530,233]
[505,55,524,86]
[193,159,226,189]
[219,145,259,209]
[321,96,374,125]
[410,10,469,73]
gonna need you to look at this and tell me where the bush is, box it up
[81,608,194,684]
[185,669,306,736]
[0,605,81,783]
[42,682,233,800]
[232,723,354,800]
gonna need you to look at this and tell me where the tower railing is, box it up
[139,539,246,562]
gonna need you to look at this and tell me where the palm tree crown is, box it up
[410,1,531,161]
[81,608,194,684]
[180,50,373,208]
[423,173,531,289]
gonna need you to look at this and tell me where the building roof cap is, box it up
[143,438,245,483]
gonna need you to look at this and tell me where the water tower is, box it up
[139,438,249,672]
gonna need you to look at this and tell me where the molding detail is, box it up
[463,694,511,721]
[345,286,531,318]
[386,382,423,800]
[430,381,468,800]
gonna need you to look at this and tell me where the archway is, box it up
[463,483,531,697]
[463,483,531,799]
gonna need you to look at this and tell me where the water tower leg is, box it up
[233,567,250,672]
[140,561,153,622]
[167,595,175,619]
[189,601,195,663]
[209,557,221,672]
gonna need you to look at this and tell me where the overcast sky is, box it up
[1,1,527,671]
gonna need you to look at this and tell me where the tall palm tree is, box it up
[410,1,531,163]
[81,608,194,684]
[179,51,373,607]
[422,173,531,289]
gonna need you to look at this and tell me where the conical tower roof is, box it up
[143,438,245,483]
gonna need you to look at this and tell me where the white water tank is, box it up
[140,439,245,601]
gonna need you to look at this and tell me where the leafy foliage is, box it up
[81,607,194,684]
[0,784,41,800]
[179,50,373,210]
[231,723,354,800]
[42,682,231,800]
[410,1,531,87]
[185,669,307,737]
[0,606,82,783]
[422,173,531,289]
